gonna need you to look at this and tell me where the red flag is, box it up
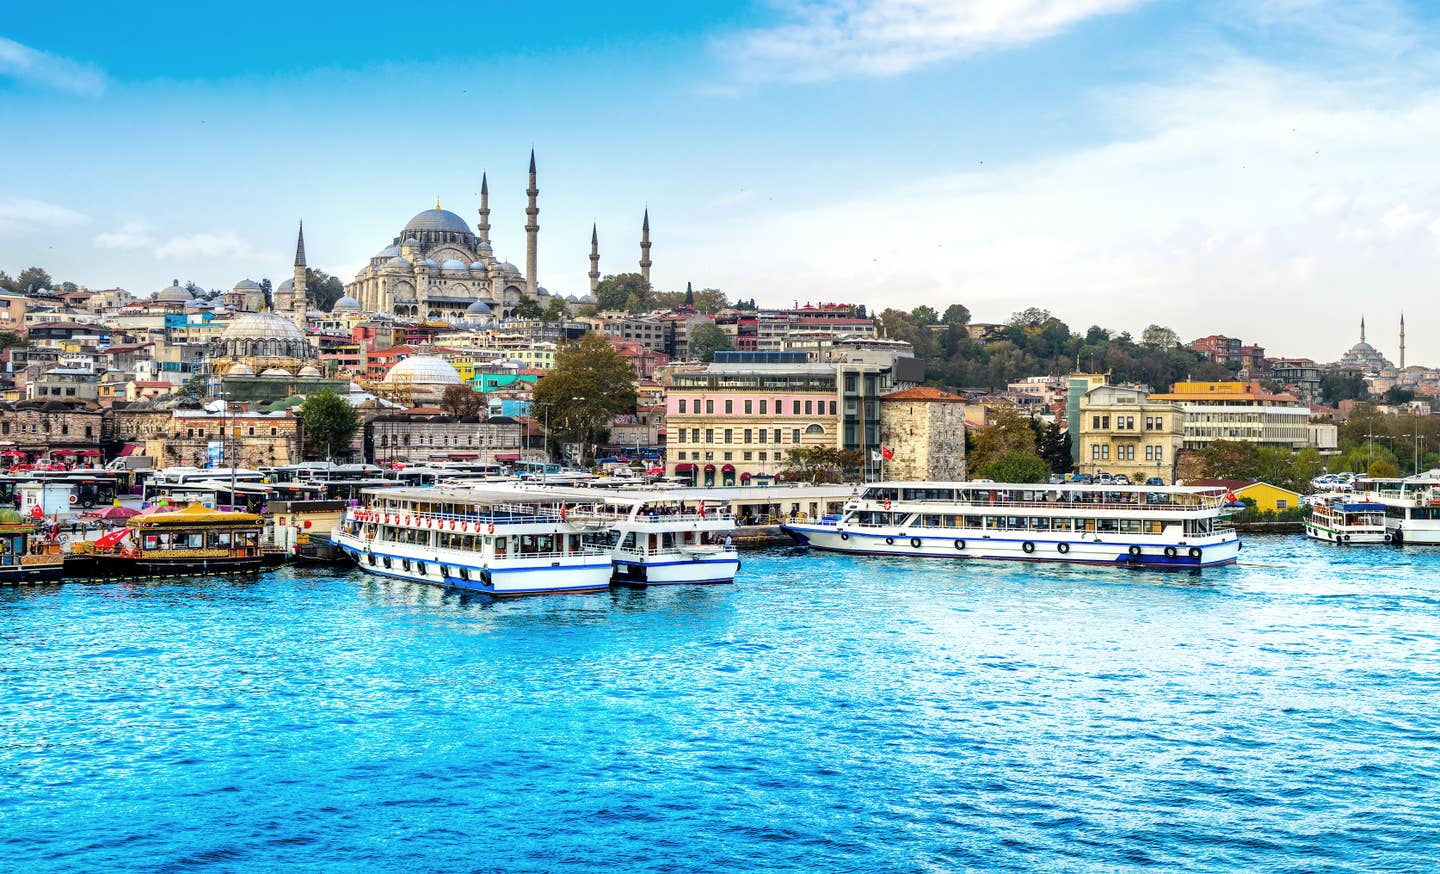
[28,504,43,520]
[1225,489,1237,503]
[881,446,895,461]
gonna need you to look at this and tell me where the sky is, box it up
[3,0,1440,364]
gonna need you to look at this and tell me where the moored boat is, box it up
[1303,493,1388,545]
[92,504,265,576]
[333,487,614,597]
[0,508,65,584]
[781,481,1240,568]
[1359,472,1440,545]
[563,493,740,586]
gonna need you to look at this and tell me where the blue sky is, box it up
[3,0,1440,361]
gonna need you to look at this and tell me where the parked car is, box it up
[1144,477,1164,486]
[1113,474,1131,485]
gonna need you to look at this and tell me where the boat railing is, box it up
[849,498,1219,514]
[490,546,612,560]
[356,506,571,526]
[615,544,736,558]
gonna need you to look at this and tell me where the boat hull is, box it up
[93,554,266,577]
[781,523,1239,568]
[611,553,741,587]
[0,560,64,584]
[335,534,613,597]
[1385,521,1440,545]
[1303,521,1388,545]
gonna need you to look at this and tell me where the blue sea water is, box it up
[3,536,1440,872]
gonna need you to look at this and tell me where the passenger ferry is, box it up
[1303,494,1388,544]
[332,487,614,596]
[781,481,1240,568]
[1358,472,1440,545]
[549,491,740,586]
[0,508,64,583]
[93,503,266,576]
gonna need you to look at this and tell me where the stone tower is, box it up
[525,149,539,297]
[292,221,308,332]
[1361,315,1366,344]
[639,208,652,284]
[478,171,491,244]
[589,223,600,293]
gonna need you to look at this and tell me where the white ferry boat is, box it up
[332,487,614,596]
[781,481,1240,568]
[1358,472,1440,545]
[562,493,740,586]
[1303,494,1388,545]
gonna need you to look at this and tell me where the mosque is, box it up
[343,150,630,321]
[1337,315,1401,374]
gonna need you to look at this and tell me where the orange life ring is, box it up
[450,520,456,530]
[882,500,892,510]
[487,522,496,535]
[68,494,77,504]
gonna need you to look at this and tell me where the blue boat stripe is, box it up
[782,526,1234,549]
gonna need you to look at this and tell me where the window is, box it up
[705,429,714,443]
[679,399,687,413]
[1092,445,1100,460]
[1102,445,1110,460]
[805,400,813,414]
[677,451,686,461]
[773,428,781,444]
[829,401,837,415]
[1103,416,1111,429]
[725,400,733,414]
[745,400,752,414]
[792,428,801,444]
[1154,446,1163,463]
[759,429,767,444]
[743,429,752,443]
[1155,417,1164,431]
[1276,499,1288,510]
[724,429,732,444]
[760,400,768,414]
[706,400,714,414]
[1092,415,1100,429]
[792,400,800,414]
[759,452,767,461]
[743,451,753,460]
[723,452,732,461]
[1145,446,1153,461]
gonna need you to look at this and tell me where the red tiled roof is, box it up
[881,386,965,402]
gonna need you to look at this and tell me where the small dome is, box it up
[422,258,439,269]
[440,259,468,272]
[332,295,361,312]
[384,256,411,270]
[497,262,520,274]
[233,278,262,291]
[537,286,550,297]
[375,245,402,259]
[383,355,462,387]
[580,293,597,304]
[297,364,322,378]
[227,363,255,376]
[403,209,473,235]
[465,300,493,315]
[221,311,306,341]
[260,367,291,379]
[402,237,420,247]
[566,294,579,303]
[469,261,487,271]
[154,280,192,303]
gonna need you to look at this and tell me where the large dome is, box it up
[154,280,193,304]
[384,355,462,387]
[222,311,306,341]
[403,208,473,235]
[331,295,361,312]
[233,278,262,292]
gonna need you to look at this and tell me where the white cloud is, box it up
[1382,203,1426,232]
[0,196,88,233]
[154,232,263,260]
[721,0,1145,82]
[94,222,156,250]
[0,37,106,96]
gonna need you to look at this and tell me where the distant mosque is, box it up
[343,150,649,321]
[1337,315,1404,374]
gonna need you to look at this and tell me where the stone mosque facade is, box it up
[346,151,576,321]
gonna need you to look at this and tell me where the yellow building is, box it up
[1077,384,1185,483]
[1149,381,1311,450]
[1194,480,1302,513]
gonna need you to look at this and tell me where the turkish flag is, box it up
[29,504,43,520]
[881,446,895,460]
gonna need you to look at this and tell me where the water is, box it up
[3,537,1440,872]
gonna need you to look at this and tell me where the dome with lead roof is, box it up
[154,280,193,304]
[222,311,306,341]
[402,209,473,235]
[331,295,361,313]
[440,259,468,272]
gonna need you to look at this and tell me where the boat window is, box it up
[661,532,675,549]
[1118,520,1141,534]
[144,535,160,549]
[536,534,555,553]
[622,532,636,549]
[1096,519,1117,533]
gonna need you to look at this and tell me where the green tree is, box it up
[513,296,544,319]
[1293,447,1324,485]
[1035,420,1073,474]
[0,331,27,350]
[683,283,695,308]
[533,334,636,463]
[1384,386,1416,405]
[1008,307,1052,329]
[1368,458,1401,478]
[180,373,210,400]
[687,322,733,362]
[593,273,653,313]
[1199,440,1262,481]
[542,297,569,321]
[1320,371,1369,405]
[911,305,939,325]
[300,389,361,461]
[979,451,1051,484]
[305,269,346,312]
[942,303,971,325]
[1,266,53,295]
[1255,446,1298,490]
[781,446,864,483]
[1141,325,1180,350]
[970,405,1038,472]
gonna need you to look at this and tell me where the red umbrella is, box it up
[82,506,140,521]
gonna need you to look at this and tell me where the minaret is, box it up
[478,172,491,244]
[525,150,539,297]
[1401,313,1406,369]
[588,223,600,294]
[1361,315,1366,344]
[639,208,652,284]
[292,221,308,332]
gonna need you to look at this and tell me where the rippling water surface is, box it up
[4,536,1440,872]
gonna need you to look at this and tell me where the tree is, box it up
[1141,325,1180,350]
[1368,458,1401,478]
[440,384,484,419]
[1036,421,1073,474]
[688,322,732,362]
[781,446,864,483]
[942,303,970,326]
[1,267,53,295]
[300,389,360,461]
[979,451,1051,484]
[533,334,636,463]
[542,297,569,322]
[1384,386,1416,406]
[970,405,1039,472]
[911,305,939,326]
[593,273,653,313]
[0,332,27,350]
[513,296,544,319]
[1008,307,1052,329]
[1320,372,1369,405]
[305,269,346,312]
[180,373,209,400]
[1199,440,1262,482]
[683,283,694,308]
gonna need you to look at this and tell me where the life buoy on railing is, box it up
[487,522,496,535]
[885,537,894,545]
[450,520,456,530]
[882,500,892,511]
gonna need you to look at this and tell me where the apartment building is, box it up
[1077,384,1186,483]
[1148,381,1311,450]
